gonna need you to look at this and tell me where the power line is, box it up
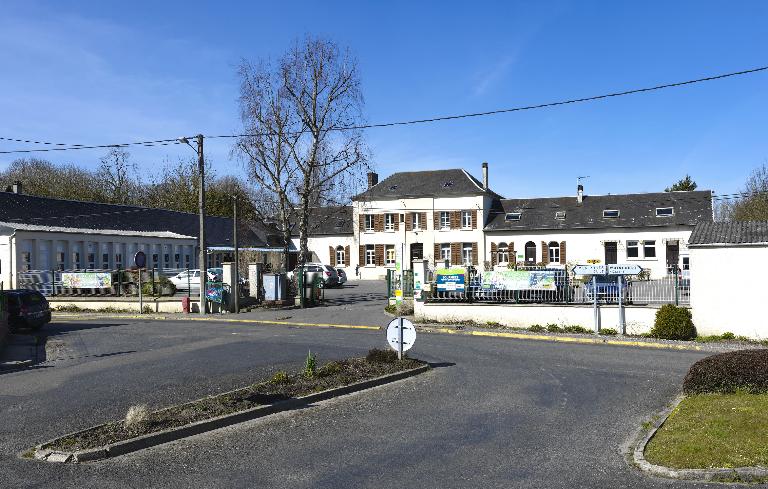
[1,64,766,155]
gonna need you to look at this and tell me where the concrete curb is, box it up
[30,364,430,463]
[633,395,768,483]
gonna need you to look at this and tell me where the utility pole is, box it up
[197,134,206,315]
[233,195,239,313]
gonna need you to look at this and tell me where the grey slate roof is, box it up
[484,190,712,231]
[353,169,498,200]
[689,221,768,246]
[291,206,353,236]
[0,191,269,247]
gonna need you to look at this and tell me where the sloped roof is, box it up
[484,190,712,231]
[0,192,269,247]
[291,206,353,236]
[353,169,497,200]
[689,221,768,246]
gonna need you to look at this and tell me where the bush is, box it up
[384,304,397,314]
[650,305,696,340]
[396,300,414,316]
[317,361,343,377]
[599,328,617,336]
[271,371,290,383]
[366,348,398,363]
[528,324,545,333]
[563,325,589,334]
[683,349,768,394]
[721,332,736,340]
[124,404,149,428]
[546,323,562,333]
[303,350,317,378]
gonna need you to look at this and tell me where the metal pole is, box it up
[233,196,239,313]
[398,317,403,360]
[618,275,625,335]
[674,268,679,306]
[138,268,143,313]
[197,134,207,315]
[186,267,190,299]
[592,275,599,334]
[152,267,156,296]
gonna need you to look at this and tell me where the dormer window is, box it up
[443,181,454,188]
[656,207,674,217]
[603,209,620,218]
[505,212,521,221]
[389,185,398,191]
[555,211,566,220]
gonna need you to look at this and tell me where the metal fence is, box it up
[15,268,199,297]
[426,267,690,306]
[387,270,415,299]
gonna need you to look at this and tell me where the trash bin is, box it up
[181,296,191,314]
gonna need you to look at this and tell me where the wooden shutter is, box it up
[329,246,336,266]
[451,243,460,265]
[420,212,427,230]
[405,213,413,231]
[541,241,549,265]
[471,210,478,229]
[375,244,384,266]
[491,242,498,266]
[359,215,364,232]
[344,245,350,266]
[560,241,566,264]
[472,243,478,265]
[510,244,516,265]
[451,211,460,229]
[394,214,399,231]
[375,214,383,232]
[434,243,440,264]
[359,245,365,265]
[434,212,441,230]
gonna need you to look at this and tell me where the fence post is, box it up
[674,269,679,306]
[152,268,156,296]
[592,275,599,334]
[51,269,56,297]
[386,269,392,299]
[117,266,122,296]
[186,268,190,299]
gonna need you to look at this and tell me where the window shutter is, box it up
[359,214,364,232]
[434,243,440,264]
[472,210,478,229]
[420,212,427,230]
[491,242,498,266]
[560,241,566,264]
[405,213,412,231]
[394,214,399,231]
[451,211,460,229]
[433,212,440,230]
[451,243,460,265]
[472,243,478,265]
[375,244,384,266]
[541,241,549,265]
[329,246,335,266]
[510,244,516,265]
[359,245,365,265]
[344,246,350,266]
[375,214,383,232]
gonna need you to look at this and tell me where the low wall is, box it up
[49,297,200,314]
[415,300,659,335]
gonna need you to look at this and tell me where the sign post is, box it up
[617,275,625,334]
[592,275,599,334]
[134,251,146,314]
[386,317,416,360]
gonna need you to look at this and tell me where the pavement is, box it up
[0,279,724,488]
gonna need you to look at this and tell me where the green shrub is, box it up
[366,348,398,363]
[721,332,736,340]
[546,323,562,333]
[396,300,414,316]
[528,324,545,333]
[271,371,290,383]
[384,304,397,314]
[486,321,501,328]
[303,350,317,378]
[650,304,696,340]
[599,328,617,336]
[317,361,344,377]
[683,349,768,394]
[563,325,589,334]
[55,304,83,312]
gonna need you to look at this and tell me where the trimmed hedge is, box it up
[683,349,768,394]
[650,304,696,340]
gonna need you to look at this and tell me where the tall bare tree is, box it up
[721,162,768,221]
[97,147,142,204]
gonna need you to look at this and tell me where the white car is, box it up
[169,269,219,290]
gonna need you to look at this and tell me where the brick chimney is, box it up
[367,172,378,189]
[577,184,584,204]
[481,162,488,190]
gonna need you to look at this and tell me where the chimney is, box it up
[367,172,378,189]
[481,162,489,190]
[12,181,22,194]
[577,184,584,204]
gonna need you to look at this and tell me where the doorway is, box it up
[604,242,617,264]
[666,241,680,274]
[524,241,536,264]
[410,243,423,267]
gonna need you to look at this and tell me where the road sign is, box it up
[607,264,642,275]
[572,264,606,275]
[386,317,416,358]
[134,251,146,269]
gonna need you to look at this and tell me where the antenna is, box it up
[577,175,590,185]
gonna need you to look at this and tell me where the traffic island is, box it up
[28,350,429,463]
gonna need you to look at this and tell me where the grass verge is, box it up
[42,350,424,453]
[644,392,768,469]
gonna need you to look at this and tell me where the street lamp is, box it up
[179,134,207,315]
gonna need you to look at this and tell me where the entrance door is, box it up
[666,241,680,274]
[525,241,536,264]
[604,242,617,264]
[410,243,423,267]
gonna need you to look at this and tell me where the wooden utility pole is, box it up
[197,134,206,315]
[233,195,239,313]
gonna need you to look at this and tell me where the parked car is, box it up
[287,263,339,288]
[169,269,220,290]
[336,268,347,286]
[583,274,632,303]
[2,290,51,332]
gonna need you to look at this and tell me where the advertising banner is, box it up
[61,272,112,289]
[481,270,557,291]
[206,282,224,304]
[436,268,466,292]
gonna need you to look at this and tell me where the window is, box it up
[364,214,374,232]
[656,207,674,217]
[335,246,345,266]
[21,252,31,272]
[185,254,191,268]
[87,253,95,269]
[115,253,123,265]
[461,210,472,229]
[548,241,560,263]
[365,245,375,265]
[384,213,395,231]
[102,253,109,269]
[412,213,422,230]
[152,254,159,267]
[440,243,451,263]
[462,243,473,265]
[626,240,639,258]
[505,212,521,221]
[643,240,656,258]
[72,252,80,269]
[603,209,620,218]
[385,245,396,266]
[497,242,509,264]
[164,253,170,265]
[57,252,66,270]
[174,253,180,266]
[555,211,566,220]
[682,256,690,271]
[440,211,450,230]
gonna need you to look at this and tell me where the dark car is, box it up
[583,275,632,303]
[2,290,51,332]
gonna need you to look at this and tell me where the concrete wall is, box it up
[690,245,768,338]
[49,298,199,314]
[414,300,658,335]
[0,234,11,290]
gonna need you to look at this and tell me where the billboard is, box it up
[61,272,112,289]
[481,270,557,291]
[436,267,466,292]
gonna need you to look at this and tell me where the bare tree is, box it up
[97,147,141,204]
[722,162,768,221]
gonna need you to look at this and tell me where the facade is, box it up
[290,206,355,276]
[689,221,768,338]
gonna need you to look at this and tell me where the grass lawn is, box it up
[645,392,768,469]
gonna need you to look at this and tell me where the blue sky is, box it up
[1,0,766,199]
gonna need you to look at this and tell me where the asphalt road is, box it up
[0,312,717,488]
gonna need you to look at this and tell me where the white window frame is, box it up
[385,245,396,266]
[462,243,473,265]
[21,252,31,272]
[364,214,374,232]
[548,242,560,263]
[335,246,345,266]
[440,211,450,230]
[505,212,521,221]
[555,211,566,220]
[626,240,639,259]
[384,213,395,231]
[412,213,422,230]
[603,209,620,218]
[365,244,375,266]
[643,240,657,258]
[497,243,509,264]
[656,207,674,217]
[461,210,472,229]
[440,243,451,263]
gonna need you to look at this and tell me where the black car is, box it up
[2,290,51,332]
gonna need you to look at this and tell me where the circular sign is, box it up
[134,251,147,269]
[386,317,416,353]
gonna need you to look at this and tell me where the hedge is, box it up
[683,349,768,394]
[650,304,696,340]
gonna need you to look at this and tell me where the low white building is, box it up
[689,221,768,338]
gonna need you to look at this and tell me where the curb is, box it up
[633,395,768,483]
[30,364,430,463]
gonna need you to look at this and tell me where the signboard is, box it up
[607,264,642,275]
[386,317,416,353]
[572,264,607,275]
[61,272,112,289]
[205,282,224,304]
[480,270,557,291]
[586,259,601,264]
[134,251,146,269]
[436,268,466,292]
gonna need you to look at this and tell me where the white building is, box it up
[689,221,768,338]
